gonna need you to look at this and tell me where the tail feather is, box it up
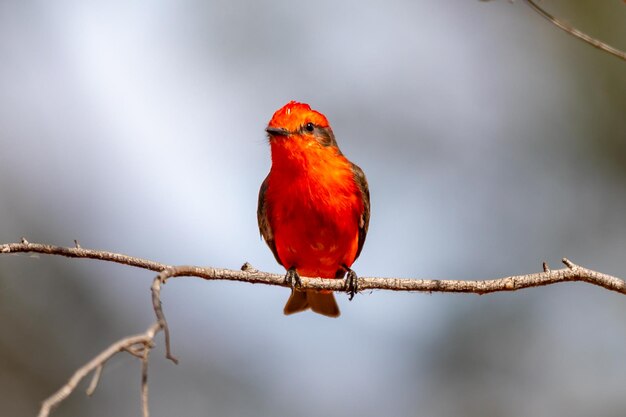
[283,289,309,315]
[308,291,340,317]
[283,289,340,318]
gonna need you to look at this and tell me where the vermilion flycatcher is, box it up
[257,101,370,317]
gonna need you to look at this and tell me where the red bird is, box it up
[257,101,370,317]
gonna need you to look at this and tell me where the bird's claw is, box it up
[345,269,358,301]
[285,267,302,288]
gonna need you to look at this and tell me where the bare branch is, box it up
[37,322,161,417]
[2,239,623,417]
[35,263,178,417]
[524,0,626,61]
[1,241,168,272]
[2,241,626,296]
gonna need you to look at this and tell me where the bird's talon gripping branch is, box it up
[344,267,359,301]
[285,267,302,288]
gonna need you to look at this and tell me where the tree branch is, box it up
[27,253,181,417]
[524,0,626,61]
[2,239,625,417]
[2,241,625,295]
[3,239,168,271]
[37,322,162,417]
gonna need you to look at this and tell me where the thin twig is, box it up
[151,274,179,364]
[141,346,150,417]
[123,346,147,359]
[524,0,626,61]
[37,322,161,417]
[85,365,103,396]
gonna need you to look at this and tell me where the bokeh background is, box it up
[1,1,625,416]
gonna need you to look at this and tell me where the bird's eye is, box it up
[304,123,314,132]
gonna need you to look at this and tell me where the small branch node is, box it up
[123,346,147,359]
[504,277,516,290]
[74,239,81,249]
[241,262,257,272]
[543,262,550,273]
[562,258,577,269]
[157,268,172,285]
[21,237,29,244]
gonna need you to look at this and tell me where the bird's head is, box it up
[266,101,338,148]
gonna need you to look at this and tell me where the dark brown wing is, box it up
[351,162,370,260]
[257,174,283,266]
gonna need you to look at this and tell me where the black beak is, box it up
[266,126,290,137]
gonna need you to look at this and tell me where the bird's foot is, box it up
[343,266,359,301]
[285,267,302,288]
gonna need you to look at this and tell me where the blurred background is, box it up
[1,1,625,416]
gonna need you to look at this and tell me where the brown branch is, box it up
[2,241,626,296]
[524,0,626,61]
[2,240,624,417]
[42,263,207,417]
[152,272,179,364]
[37,322,162,417]
[3,240,169,272]
[0,242,626,294]
[30,253,179,417]
[141,346,151,417]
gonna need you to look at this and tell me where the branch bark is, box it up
[2,241,625,295]
[523,0,626,61]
